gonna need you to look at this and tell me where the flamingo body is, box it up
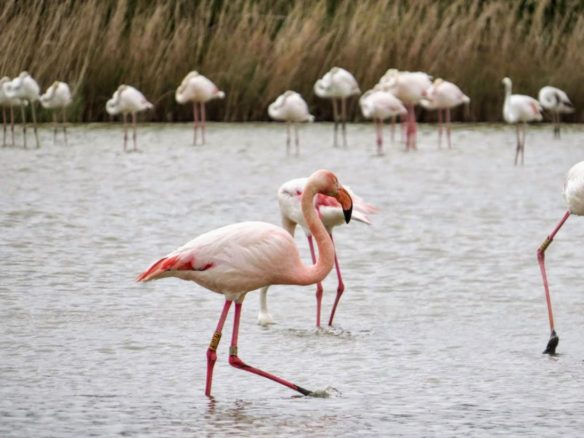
[359,89,406,121]
[3,72,41,148]
[41,81,73,144]
[106,85,153,151]
[268,91,314,155]
[538,86,574,138]
[565,161,584,215]
[0,76,27,147]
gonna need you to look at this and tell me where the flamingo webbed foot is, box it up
[543,330,559,355]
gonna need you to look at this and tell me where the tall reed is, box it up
[0,0,581,122]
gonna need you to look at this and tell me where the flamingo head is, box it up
[502,77,512,87]
[309,170,353,223]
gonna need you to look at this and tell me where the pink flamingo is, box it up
[359,88,407,155]
[538,86,574,138]
[137,169,353,397]
[377,69,432,151]
[258,177,376,327]
[3,72,41,148]
[537,161,584,355]
[268,90,314,155]
[175,71,225,145]
[0,76,27,147]
[40,81,72,144]
[420,79,470,148]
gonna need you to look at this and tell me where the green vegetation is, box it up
[0,0,581,122]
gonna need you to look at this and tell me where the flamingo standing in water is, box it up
[538,86,574,138]
[106,85,153,152]
[258,177,376,327]
[0,76,27,147]
[537,161,584,355]
[502,77,542,165]
[314,67,360,147]
[268,91,314,156]
[359,88,406,155]
[420,79,470,148]
[3,72,41,148]
[175,71,225,145]
[40,81,72,144]
[377,69,432,151]
[137,169,353,397]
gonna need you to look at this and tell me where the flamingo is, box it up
[40,81,72,144]
[137,169,353,397]
[258,177,376,327]
[359,88,406,155]
[377,69,432,151]
[314,67,360,147]
[0,76,27,147]
[106,85,153,152]
[175,71,225,145]
[267,91,314,156]
[501,77,542,165]
[420,79,470,148]
[537,161,584,355]
[538,86,574,138]
[3,71,41,148]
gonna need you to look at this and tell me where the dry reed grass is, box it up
[0,0,581,122]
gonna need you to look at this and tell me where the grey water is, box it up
[1,122,583,437]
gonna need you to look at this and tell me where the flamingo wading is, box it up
[40,81,72,144]
[3,72,41,148]
[268,91,314,155]
[106,85,153,151]
[137,169,353,397]
[538,86,574,139]
[0,76,27,147]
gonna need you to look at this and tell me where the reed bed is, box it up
[0,0,582,122]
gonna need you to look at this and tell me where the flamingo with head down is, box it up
[268,90,314,155]
[3,71,41,148]
[538,86,574,139]
[40,81,72,144]
[0,76,27,147]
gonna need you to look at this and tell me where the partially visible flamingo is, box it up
[268,91,314,155]
[0,76,27,147]
[258,177,376,327]
[40,81,72,144]
[175,71,225,145]
[537,160,584,355]
[359,88,406,155]
[314,67,360,147]
[3,71,41,148]
[420,79,470,148]
[106,85,153,152]
[377,69,432,151]
[502,77,542,165]
[538,86,574,138]
[137,169,353,397]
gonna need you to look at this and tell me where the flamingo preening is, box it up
[538,86,574,138]
[268,91,314,155]
[377,69,432,151]
[258,177,376,327]
[3,72,41,148]
[106,85,153,152]
[40,81,72,144]
[420,79,470,148]
[175,71,225,145]
[359,88,406,155]
[137,169,353,397]
[502,77,542,165]
[537,161,584,355]
[314,67,360,147]
[0,76,27,147]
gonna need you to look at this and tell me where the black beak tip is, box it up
[343,205,352,224]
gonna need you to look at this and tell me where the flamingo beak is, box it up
[336,187,353,224]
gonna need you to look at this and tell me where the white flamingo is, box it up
[3,72,41,148]
[359,88,406,155]
[175,71,225,145]
[268,91,314,155]
[0,76,27,147]
[502,77,542,165]
[537,160,584,355]
[106,85,153,151]
[40,81,72,144]
[258,177,376,327]
[314,67,360,147]
[377,69,432,151]
[538,86,574,138]
[421,79,470,148]
[137,169,353,397]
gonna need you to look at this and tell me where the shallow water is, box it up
[1,122,584,437]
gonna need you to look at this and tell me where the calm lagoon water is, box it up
[1,122,583,437]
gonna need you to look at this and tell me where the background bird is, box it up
[106,84,153,152]
[3,71,41,148]
[0,76,27,147]
[175,71,225,145]
[40,81,72,144]
[267,90,314,156]
[538,86,574,138]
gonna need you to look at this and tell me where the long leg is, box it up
[294,123,299,156]
[437,108,443,148]
[205,300,232,397]
[10,105,15,146]
[228,302,312,396]
[446,108,452,149]
[332,98,339,147]
[308,235,324,327]
[192,101,199,145]
[122,113,128,151]
[406,104,416,151]
[327,234,345,327]
[63,107,68,145]
[341,97,347,148]
[390,115,396,142]
[201,102,206,145]
[286,122,291,156]
[30,102,40,148]
[53,112,58,144]
[520,123,526,165]
[132,112,138,151]
[21,104,27,149]
[2,107,6,147]
[514,124,520,166]
[553,111,560,139]
[375,118,383,155]
[537,210,570,354]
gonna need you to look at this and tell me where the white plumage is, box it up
[538,86,574,138]
[268,90,314,155]
[359,88,406,154]
[3,71,41,148]
[41,81,73,144]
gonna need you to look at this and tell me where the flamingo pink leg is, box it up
[63,107,68,146]
[10,105,15,146]
[327,234,345,327]
[52,112,58,144]
[286,122,291,155]
[406,104,416,151]
[192,102,199,145]
[375,118,383,155]
[390,115,396,142]
[307,235,324,327]
[341,97,348,148]
[20,104,27,149]
[201,102,206,145]
[228,302,311,396]
[332,98,339,147]
[205,299,232,397]
[537,210,571,354]
[122,113,128,151]
[446,108,452,148]
[437,108,443,148]
[2,107,6,147]
[132,112,138,151]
